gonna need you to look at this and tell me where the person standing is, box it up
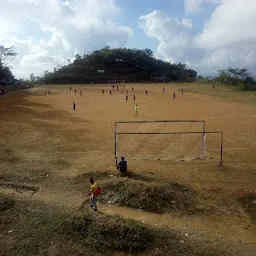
[133,94,136,103]
[173,92,176,100]
[134,104,138,117]
[73,102,76,111]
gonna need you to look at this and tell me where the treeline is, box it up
[43,47,197,84]
[198,67,256,91]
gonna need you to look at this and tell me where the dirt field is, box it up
[1,83,256,255]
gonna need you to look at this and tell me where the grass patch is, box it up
[238,193,256,224]
[0,195,225,256]
[101,180,195,213]
[63,213,155,252]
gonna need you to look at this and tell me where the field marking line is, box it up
[241,136,256,144]
[207,148,253,151]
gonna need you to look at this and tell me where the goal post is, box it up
[114,120,223,165]
[115,120,207,162]
[108,80,125,84]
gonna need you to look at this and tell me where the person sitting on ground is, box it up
[117,156,127,173]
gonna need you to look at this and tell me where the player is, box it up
[212,85,215,90]
[133,94,136,103]
[117,86,119,91]
[70,87,72,91]
[126,95,128,101]
[110,90,112,95]
[181,89,184,95]
[73,102,76,111]
[48,89,51,95]
[80,89,82,96]
[132,87,134,92]
[117,157,127,173]
[112,85,114,90]
[102,89,104,94]
[145,90,148,95]
[173,92,176,100]
[163,87,165,93]
[134,104,138,117]
[45,90,47,95]
[74,89,76,94]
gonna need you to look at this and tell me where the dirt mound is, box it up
[100,180,195,214]
[0,196,15,211]
[63,213,155,252]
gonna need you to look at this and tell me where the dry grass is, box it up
[0,83,256,255]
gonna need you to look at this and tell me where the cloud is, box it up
[184,0,221,13]
[139,0,256,75]
[0,0,133,78]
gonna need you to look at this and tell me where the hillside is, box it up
[44,47,197,84]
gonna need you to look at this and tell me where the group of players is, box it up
[44,84,185,114]
[68,84,185,115]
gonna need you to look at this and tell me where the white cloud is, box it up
[139,0,256,75]
[184,0,221,13]
[0,0,133,78]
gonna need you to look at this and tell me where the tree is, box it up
[0,45,17,67]
[75,54,81,60]
[215,67,256,91]
[30,73,35,82]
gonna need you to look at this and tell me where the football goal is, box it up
[108,80,125,84]
[114,120,223,165]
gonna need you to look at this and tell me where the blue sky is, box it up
[1,0,256,78]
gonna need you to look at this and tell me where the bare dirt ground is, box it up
[0,83,256,255]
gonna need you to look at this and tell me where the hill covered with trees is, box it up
[43,47,197,84]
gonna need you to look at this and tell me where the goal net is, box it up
[108,80,125,84]
[115,120,206,161]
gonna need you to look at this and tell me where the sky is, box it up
[1,0,256,78]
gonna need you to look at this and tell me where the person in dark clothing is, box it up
[173,92,176,100]
[117,157,127,173]
[73,102,76,111]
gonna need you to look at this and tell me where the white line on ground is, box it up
[241,136,256,144]
[207,148,253,151]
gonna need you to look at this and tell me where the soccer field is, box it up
[0,83,256,255]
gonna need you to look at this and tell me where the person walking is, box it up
[86,178,101,212]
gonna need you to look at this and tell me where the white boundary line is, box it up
[207,148,253,151]
[241,136,256,144]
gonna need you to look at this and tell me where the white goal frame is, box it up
[114,120,220,163]
[108,80,125,84]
